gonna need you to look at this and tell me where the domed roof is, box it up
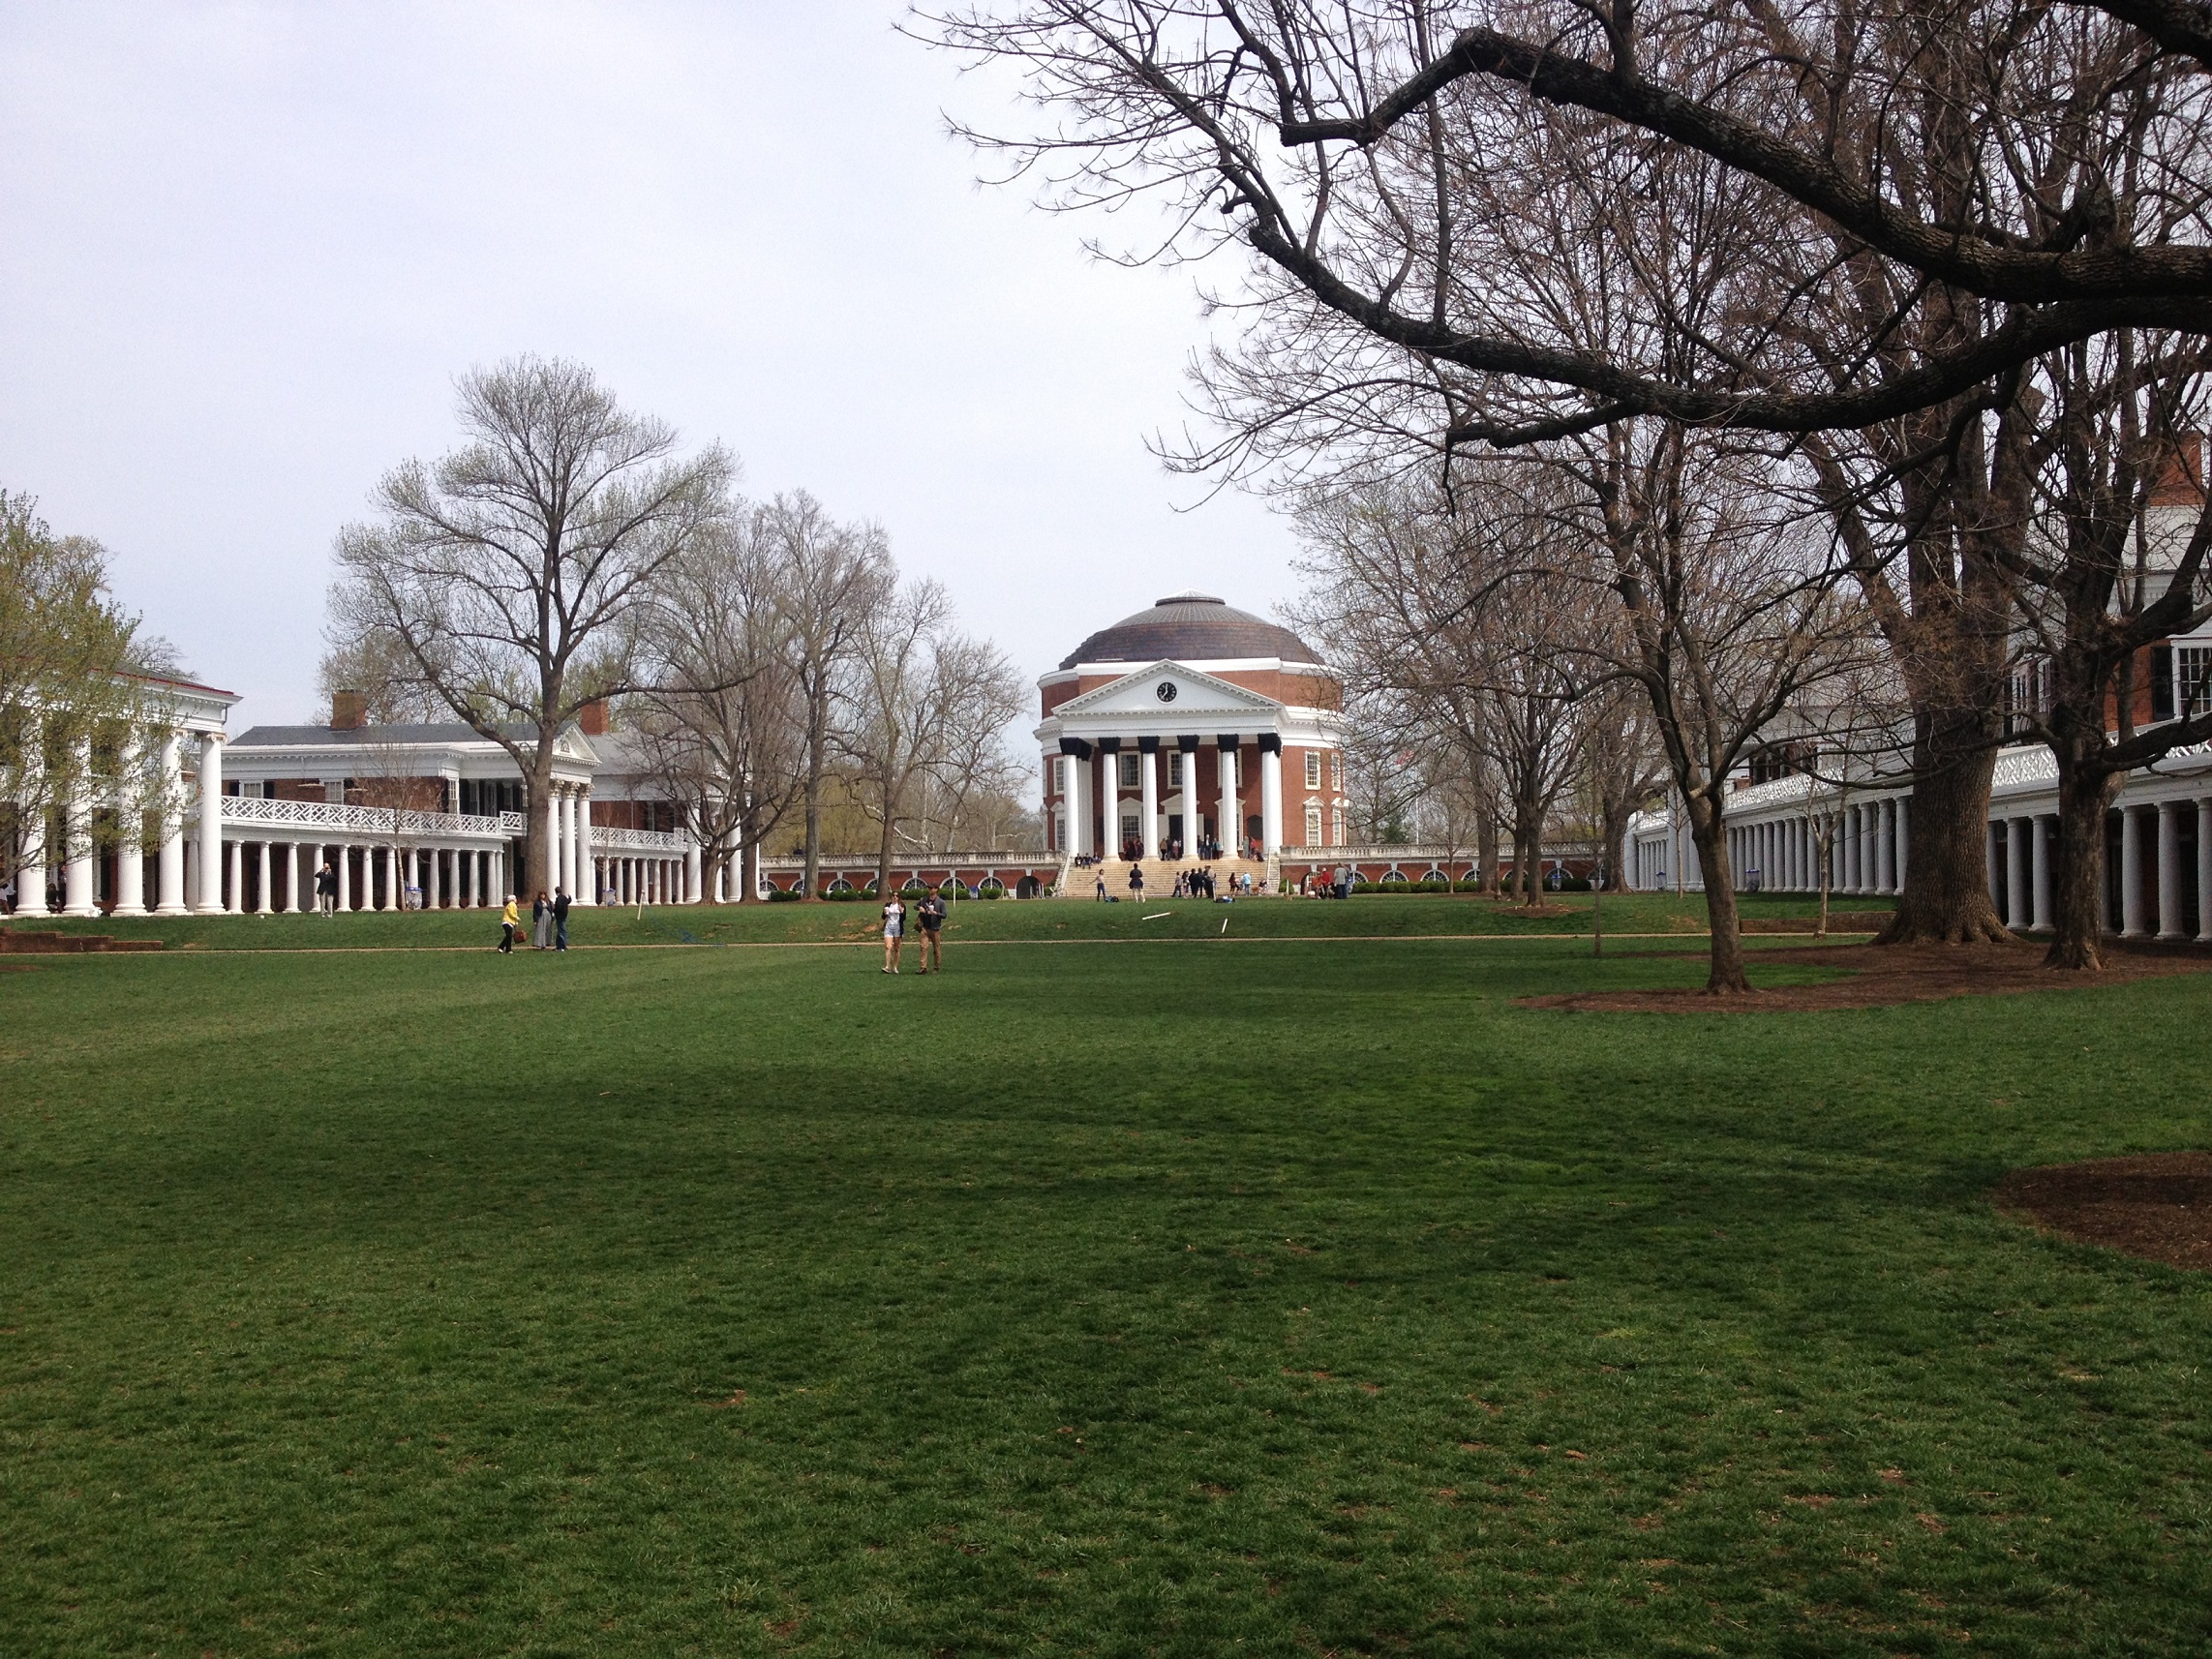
[1058,591,1321,672]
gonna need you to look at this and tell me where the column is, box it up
[1877,799,1897,893]
[16,714,47,915]
[685,838,703,903]
[337,844,351,912]
[112,733,148,917]
[155,732,187,914]
[2199,799,2212,940]
[1259,741,1283,856]
[428,847,442,910]
[257,840,274,915]
[226,837,243,915]
[2006,816,2030,931]
[194,732,226,914]
[2120,805,2147,936]
[1138,742,1160,860]
[1101,744,1120,860]
[2031,815,2053,932]
[574,791,595,905]
[1218,739,1238,860]
[2158,800,2187,939]
[63,736,97,917]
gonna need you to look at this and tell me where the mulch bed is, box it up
[1995,1153,2212,1272]
[1520,938,2212,1012]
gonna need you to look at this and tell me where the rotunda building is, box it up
[1036,591,1349,864]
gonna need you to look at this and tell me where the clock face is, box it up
[1155,679,1177,703]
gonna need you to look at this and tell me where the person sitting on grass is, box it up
[881,893,905,974]
[916,890,946,973]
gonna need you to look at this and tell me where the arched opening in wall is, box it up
[1379,870,1410,887]
[979,877,1006,895]
[827,877,854,895]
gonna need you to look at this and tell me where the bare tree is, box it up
[631,514,810,903]
[758,492,894,901]
[329,356,733,899]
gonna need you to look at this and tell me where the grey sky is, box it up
[0,1,1292,750]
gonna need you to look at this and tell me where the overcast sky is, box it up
[0,1,1295,748]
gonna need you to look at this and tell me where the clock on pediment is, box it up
[1155,679,1177,703]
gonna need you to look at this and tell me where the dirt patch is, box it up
[1994,1153,2212,1272]
[1520,938,2212,1012]
[1742,912,1894,934]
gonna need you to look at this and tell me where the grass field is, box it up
[4,895,2208,1656]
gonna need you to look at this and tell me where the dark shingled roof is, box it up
[1059,592,1320,672]
[229,723,536,748]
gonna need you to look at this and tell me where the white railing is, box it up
[221,796,509,840]
[754,850,1052,869]
[591,826,687,853]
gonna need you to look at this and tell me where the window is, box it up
[2005,659,2050,736]
[2181,645,2212,716]
[1305,804,1322,844]
[1118,753,1140,789]
[1305,752,1321,788]
[1332,751,1345,790]
[2152,643,2176,721]
[1332,807,1345,844]
[1168,752,1184,787]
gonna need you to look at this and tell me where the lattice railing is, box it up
[590,826,687,853]
[220,796,509,839]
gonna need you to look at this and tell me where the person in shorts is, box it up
[881,894,906,973]
[916,890,946,973]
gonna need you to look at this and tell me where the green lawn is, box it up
[3,899,2205,1657]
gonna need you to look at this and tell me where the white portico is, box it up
[1034,594,1352,887]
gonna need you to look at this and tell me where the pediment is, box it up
[1056,661,1282,718]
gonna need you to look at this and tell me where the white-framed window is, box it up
[1331,751,1345,790]
[1305,751,1322,788]
[1119,752,1140,789]
[1305,804,1323,844]
[1168,752,1184,787]
[1332,807,1345,844]
[2179,644,2212,716]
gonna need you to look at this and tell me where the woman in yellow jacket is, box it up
[499,895,521,953]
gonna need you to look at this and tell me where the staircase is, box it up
[1059,854,1277,898]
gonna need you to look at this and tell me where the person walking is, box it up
[498,893,521,952]
[916,890,946,973]
[553,888,571,952]
[531,890,552,950]
[316,860,338,916]
[881,892,906,973]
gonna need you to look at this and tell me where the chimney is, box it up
[332,688,367,730]
[579,697,609,736]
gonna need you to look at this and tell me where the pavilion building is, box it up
[1036,592,1351,887]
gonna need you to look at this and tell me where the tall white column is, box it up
[194,732,226,914]
[1139,746,1160,860]
[2006,816,2030,931]
[1218,742,1238,859]
[1260,743,1283,856]
[256,840,273,915]
[685,838,703,902]
[2199,799,2212,940]
[1877,799,1897,893]
[287,842,305,913]
[337,844,351,912]
[1102,749,1121,860]
[111,733,148,917]
[62,736,97,917]
[2120,805,2147,936]
[427,847,441,910]
[15,713,48,915]
[2031,815,2053,931]
[226,837,243,915]
[574,791,595,904]
[153,732,186,914]
[2158,800,2187,939]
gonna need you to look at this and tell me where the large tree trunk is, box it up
[526,741,558,901]
[1685,796,1750,994]
[1878,709,2010,944]
[1601,801,1631,891]
[1478,808,1501,896]
[741,832,763,904]
[2045,756,2118,971]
